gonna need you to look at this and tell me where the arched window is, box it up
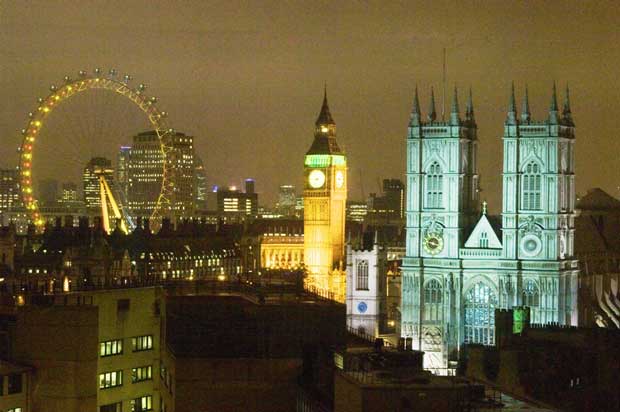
[423,279,443,321]
[522,279,540,323]
[464,282,497,345]
[356,260,369,290]
[426,162,443,209]
[522,162,542,210]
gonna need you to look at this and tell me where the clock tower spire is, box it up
[304,89,347,301]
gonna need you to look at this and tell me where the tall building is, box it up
[276,185,296,217]
[366,179,405,225]
[127,131,195,220]
[194,155,208,211]
[0,168,20,212]
[303,90,347,300]
[83,157,114,213]
[116,146,131,204]
[401,85,579,372]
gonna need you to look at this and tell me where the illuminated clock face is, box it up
[335,171,345,188]
[423,233,444,255]
[308,169,326,188]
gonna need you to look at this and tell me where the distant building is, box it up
[83,157,114,213]
[194,155,208,211]
[216,179,258,218]
[60,182,78,203]
[366,178,404,224]
[275,185,296,217]
[346,200,368,223]
[116,145,131,203]
[37,178,59,207]
[0,168,20,213]
[127,131,195,220]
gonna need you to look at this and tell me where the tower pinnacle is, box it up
[548,81,559,124]
[410,86,421,126]
[450,86,460,125]
[466,87,476,125]
[562,84,574,126]
[316,85,335,126]
[521,85,531,123]
[506,82,517,125]
[428,87,437,122]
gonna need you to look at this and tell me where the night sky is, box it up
[1,1,619,209]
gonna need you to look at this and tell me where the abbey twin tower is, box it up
[401,84,579,371]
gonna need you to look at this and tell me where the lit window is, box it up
[131,395,153,411]
[464,282,497,346]
[132,335,153,352]
[131,365,153,383]
[99,371,123,389]
[100,339,123,357]
[423,279,443,321]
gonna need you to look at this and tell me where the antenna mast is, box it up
[442,47,446,121]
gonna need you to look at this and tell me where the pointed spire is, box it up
[428,87,437,122]
[410,86,421,126]
[482,200,488,216]
[549,81,559,124]
[466,87,475,122]
[450,86,460,125]
[373,230,379,245]
[315,84,335,126]
[506,82,518,125]
[562,84,573,126]
[521,85,531,123]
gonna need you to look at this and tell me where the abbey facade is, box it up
[401,85,579,371]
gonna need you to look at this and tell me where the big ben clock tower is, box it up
[304,89,347,299]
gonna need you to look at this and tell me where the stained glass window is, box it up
[464,282,497,345]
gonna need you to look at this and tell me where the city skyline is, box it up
[1,1,620,209]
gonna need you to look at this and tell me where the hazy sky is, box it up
[1,1,619,209]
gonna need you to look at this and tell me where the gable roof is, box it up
[464,213,502,249]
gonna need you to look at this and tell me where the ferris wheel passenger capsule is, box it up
[64,76,72,83]
[138,84,146,92]
[109,69,117,76]
[150,96,157,103]
[160,111,167,118]
[21,129,26,135]
[37,97,44,103]
[28,112,34,118]
[123,74,132,83]
[78,70,87,77]
[49,85,57,92]
[94,68,102,75]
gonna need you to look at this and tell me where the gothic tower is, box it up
[303,90,347,298]
[401,87,479,369]
[501,83,578,325]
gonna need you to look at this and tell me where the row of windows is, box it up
[99,366,153,390]
[422,161,544,211]
[100,395,152,412]
[99,335,153,357]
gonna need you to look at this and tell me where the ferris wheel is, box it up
[18,68,175,232]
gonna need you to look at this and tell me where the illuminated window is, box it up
[132,335,153,352]
[464,282,497,346]
[425,162,443,209]
[7,408,22,412]
[100,339,123,357]
[356,260,369,290]
[131,395,153,411]
[522,279,540,323]
[522,162,542,210]
[132,365,153,383]
[99,371,123,389]
[423,279,443,321]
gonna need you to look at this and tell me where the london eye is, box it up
[18,68,175,232]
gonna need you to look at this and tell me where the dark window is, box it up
[117,299,130,312]
[100,402,122,412]
[8,374,22,394]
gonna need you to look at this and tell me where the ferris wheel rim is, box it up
[18,70,174,230]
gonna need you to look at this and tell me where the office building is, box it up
[194,155,208,211]
[216,180,258,218]
[0,168,20,212]
[275,185,296,217]
[83,157,114,213]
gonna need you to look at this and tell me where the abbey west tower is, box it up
[401,85,579,372]
[303,90,347,300]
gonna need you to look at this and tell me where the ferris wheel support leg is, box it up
[99,177,111,234]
